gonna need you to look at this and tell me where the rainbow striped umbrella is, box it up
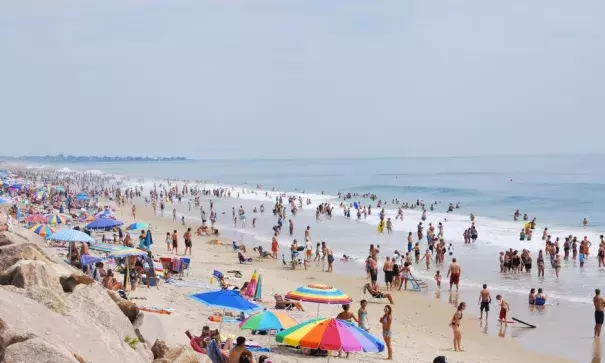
[276,318,384,354]
[29,224,55,237]
[47,214,66,225]
[46,213,71,225]
[285,284,352,305]
[286,284,352,316]
[239,309,297,331]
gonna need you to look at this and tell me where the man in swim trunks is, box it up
[447,258,461,292]
[594,289,605,337]
[478,284,492,322]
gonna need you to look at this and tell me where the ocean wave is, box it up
[348,184,482,197]
[377,171,503,177]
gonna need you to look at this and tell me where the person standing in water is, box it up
[478,284,492,323]
[595,289,605,338]
[447,258,461,292]
[450,302,466,352]
[496,295,510,326]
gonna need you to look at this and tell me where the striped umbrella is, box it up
[46,214,67,225]
[239,309,297,331]
[286,284,352,316]
[276,318,384,354]
[29,224,55,237]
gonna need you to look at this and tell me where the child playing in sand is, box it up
[434,271,442,289]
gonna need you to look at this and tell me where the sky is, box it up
[1,0,604,159]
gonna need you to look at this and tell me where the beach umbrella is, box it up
[84,215,96,222]
[239,309,297,331]
[46,214,67,225]
[0,196,13,204]
[75,193,90,201]
[46,229,94,243]
[190,290,261,330]
[286,284,352,316]
[244,270,258,298]
[275,318,384,358]
[126,222,149,231]
[85,218,123,230]
[8,183,21,190]
[54,186,65,192]
[29,224,55,237]
[26,214,48,224]
[254,274,263,302]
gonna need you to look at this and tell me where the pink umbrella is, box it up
[26,214,48,224]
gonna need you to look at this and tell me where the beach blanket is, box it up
[137,306,174,315]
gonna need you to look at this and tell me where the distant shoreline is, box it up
[0,155,187,163]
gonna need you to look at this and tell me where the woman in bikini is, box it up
[380,305,393,360]
[537,250,545,278]
[450,302,466,352]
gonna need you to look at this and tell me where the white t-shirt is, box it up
[306,241,313,252]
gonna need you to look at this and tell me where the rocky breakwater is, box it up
[0,231,197,363]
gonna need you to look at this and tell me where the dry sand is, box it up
[96,202,570,362]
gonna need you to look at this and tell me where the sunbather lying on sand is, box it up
[103,269,124,291]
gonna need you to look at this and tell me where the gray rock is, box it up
[3,337,79,363]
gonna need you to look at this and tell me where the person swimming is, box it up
[529,288,547,306]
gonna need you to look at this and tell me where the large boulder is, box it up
[107,290,140,322]
[3,337,79,363]
[165,345,198,363]
[0,260,68,314]
[0,286,153,363]
[151,340,198,363]
[0,260,62,290]
[0,243,52,272]
[0,231,30,247]
[60,273,94,293]
[151,339,170,359]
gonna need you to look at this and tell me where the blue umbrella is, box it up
[190,290,261,330]
[75,193,90,201]
[0,197,12,204]
[9,183,21,190]
[85,218,123,230]
[46,229,94,243]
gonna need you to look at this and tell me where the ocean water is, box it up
[37,155,605,362]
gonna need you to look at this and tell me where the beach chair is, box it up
[180,257,191,277]
[408,273,426,292]
[274,294,294,310]
[184,330,206,354]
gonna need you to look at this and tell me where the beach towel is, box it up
[137,306,174,315]
[165,278,213,290]
[206,340,225,363]
[172,258,183,272]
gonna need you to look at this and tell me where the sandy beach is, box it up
[100,198,571,363]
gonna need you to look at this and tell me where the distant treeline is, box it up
[0,154,187,162]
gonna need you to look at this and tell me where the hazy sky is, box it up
[1,0,604,158]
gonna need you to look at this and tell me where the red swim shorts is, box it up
[450,273,460,285]
[499,308,507,321]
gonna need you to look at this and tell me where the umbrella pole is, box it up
[219,308,225,332]
[317,304,320,318]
